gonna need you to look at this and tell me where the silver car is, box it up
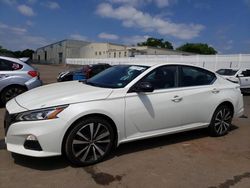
[0,56,42,104]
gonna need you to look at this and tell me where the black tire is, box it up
[64,117,115,166]
[0,85,26,104]
[209,105,233,136]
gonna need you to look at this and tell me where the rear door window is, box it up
[179,66,216,87]
[0,59,23,71]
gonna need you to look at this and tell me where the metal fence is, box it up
[66,54,250,71]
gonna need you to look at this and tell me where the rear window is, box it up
[0,59,23,71]
[216,69,238,76]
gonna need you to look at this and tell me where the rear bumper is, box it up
[235,107,244,117]
[25,77,42,90]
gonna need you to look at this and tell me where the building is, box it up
[33,39,193,64]
[33,40,90,64]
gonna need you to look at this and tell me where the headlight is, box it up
[16,105,68,121]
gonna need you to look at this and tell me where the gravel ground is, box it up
[0,64,250,188]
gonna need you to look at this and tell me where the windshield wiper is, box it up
[78,79,87,83]
[84,80,101,87]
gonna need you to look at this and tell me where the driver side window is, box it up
[141,66,177,90]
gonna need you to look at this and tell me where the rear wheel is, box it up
[64,117,114,166]
[0,85,26,104]
[209,105,233,136]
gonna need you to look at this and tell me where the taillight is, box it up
[28,71,38,77]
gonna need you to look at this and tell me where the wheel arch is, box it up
[216,101,234,115]
[61,113,118,155]
[1,84,28,93]
[0,84,28,104]
[208,100,235,124]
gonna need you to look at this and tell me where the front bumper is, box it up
[5,113,67,157]
[235,107,244,117]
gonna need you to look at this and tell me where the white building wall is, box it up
[66,54,250,71]
[33,40,193,64]
[33,40,90,64]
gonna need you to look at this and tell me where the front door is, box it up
[125,65,182,137]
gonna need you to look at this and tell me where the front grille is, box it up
[4,110,16,135]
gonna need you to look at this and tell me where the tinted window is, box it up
[140,66,177,89]
[86,65,148,88]
[216,69,238,76]
[242,70,250,77]
[179,66,216,87]
[0,59,23,71]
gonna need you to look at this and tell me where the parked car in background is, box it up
[5,63,244,166]
[216,68,250,92]
[57,64,111,82]
[0,56,42,104]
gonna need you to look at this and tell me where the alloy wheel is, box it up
[4,87,25,101]
[71,122,111,163]
[214,107,232,135]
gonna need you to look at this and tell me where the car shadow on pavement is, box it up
[0,139,6,150]
[112,125,238,158]
[11,153,69,170]
[10,125,238,170]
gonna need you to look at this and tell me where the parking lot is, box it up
[0,64,250,188]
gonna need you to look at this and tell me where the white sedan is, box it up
[4,63,244,166]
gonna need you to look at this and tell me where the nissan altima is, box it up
[4,63,244,166]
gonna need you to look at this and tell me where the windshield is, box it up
[85,65,148,88]
[216,69,238,76]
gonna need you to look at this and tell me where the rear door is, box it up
[239,69,250,88]
[176,65,218,125]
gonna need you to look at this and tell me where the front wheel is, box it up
[209,105,233,136]
[0,86,26,104]
[64,117,114,166]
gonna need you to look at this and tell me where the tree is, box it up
[0,46,15,57]
[176,43,217,55]
[0,46,34,58]
[137,37,174,49]
[20,49,34,59]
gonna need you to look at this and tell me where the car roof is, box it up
[0,56,34,70]
[0,56,24,64]
[217,68,239,70]
[0,56,20,61]
[117,61,201,68]
[115,62,216,74]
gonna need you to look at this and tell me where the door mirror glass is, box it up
[131,82,154,93]
[237,73,244,77]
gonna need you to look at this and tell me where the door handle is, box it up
[171,95,183,102]
[212,88,220,94]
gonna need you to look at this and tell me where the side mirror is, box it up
[129,82,154,93]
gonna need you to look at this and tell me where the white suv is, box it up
[216,68,250,92]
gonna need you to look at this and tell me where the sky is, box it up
[0,0,250,54]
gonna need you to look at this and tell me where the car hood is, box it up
[15,81,113,110]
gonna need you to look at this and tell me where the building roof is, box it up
[36,39,89,51]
